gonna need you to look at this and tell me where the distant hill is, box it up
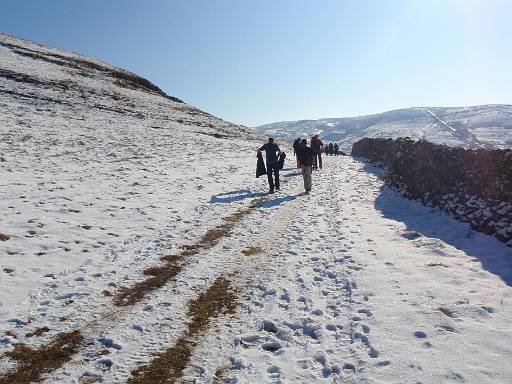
[255,105,512,151]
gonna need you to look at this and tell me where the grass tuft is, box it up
[0,233,10,241]
[426,262,448,267]
[128,277,237,384]
[241,246,264,256]
[438,307,457,318]
[0,330,83,384]
[115,207,254,307]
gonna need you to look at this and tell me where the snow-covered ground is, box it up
[1,34,512,383]
[256,105,512,152]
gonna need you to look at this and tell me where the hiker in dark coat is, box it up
[257,137,282,193]
[328,142,334,156]
[311,135,323,170]
[297,139,314,193]
[293,138,301,168]
[333,143,339,156]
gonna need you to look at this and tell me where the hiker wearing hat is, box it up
[257,137,282,193]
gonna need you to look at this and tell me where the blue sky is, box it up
[2,0,511,126]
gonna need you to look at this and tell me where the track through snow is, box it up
[2,157,512,383]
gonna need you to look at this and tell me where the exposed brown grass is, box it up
[0,330,83,384]
[114,264,184,306]
[128,277,238,384]
[195,209,253,252]
[115,208,254,307]
[3,268,14,274]
[5,331,17,339]
[439,307,457,318]
[0,233,10,241]
[426,262,448,268]
[249,197,268,207]
[213,365,231,384]
[26,327,50,338]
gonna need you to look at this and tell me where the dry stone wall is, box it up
[351,137,512,245]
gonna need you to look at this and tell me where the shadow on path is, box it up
[254,193,301,208]
[282,171,302,178]
[209,189,266,204]
[357,158,512,286]
[374,183,512,287]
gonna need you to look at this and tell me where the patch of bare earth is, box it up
[114,207,255,307]
[25,327,51,338]
[241,245,264,256]
[128,277,238,384]
[0,330,83,384]
[426,262,448,268]
[0,233,10,241]
[439,307,457,318]
[213,365,231,383]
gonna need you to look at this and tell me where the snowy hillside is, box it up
[256,105,512,151]
[1,34,512,384]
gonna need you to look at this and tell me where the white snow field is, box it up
[256,105,512,152]
[1,34,512,383]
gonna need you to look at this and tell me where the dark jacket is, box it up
[311,137,323,154]
[256,152,267,178]
[293,139,300,155]
[297,145,315,167]
[278,151,286,170]
[259,142,280,164]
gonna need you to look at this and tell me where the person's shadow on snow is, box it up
[209,189,266,204]
[282,170,302,178]
[253,194,301,208]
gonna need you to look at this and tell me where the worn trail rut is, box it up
[0,169,302,383]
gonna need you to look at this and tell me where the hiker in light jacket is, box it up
[297,138,314,193]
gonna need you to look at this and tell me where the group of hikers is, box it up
[257,135,341,194]
[324,142,340,156]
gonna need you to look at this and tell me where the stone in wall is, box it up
[351,137,512,245]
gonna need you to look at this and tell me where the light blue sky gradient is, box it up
[2,0,511,126]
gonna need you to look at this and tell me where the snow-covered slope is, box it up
[1,34,512,384]
[256,105,512,151]
[0,32,262,319]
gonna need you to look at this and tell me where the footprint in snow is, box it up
[267,365,281,378]
[414,331,428,339]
